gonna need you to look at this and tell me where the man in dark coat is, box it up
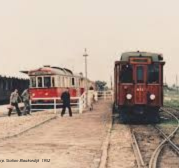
[61,88,72,117]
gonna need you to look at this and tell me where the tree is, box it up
[95,80,107,91]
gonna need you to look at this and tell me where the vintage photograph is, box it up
[0,0,179,167]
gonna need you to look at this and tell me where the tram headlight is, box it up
[126,94,132,100]
[150,94,155,100]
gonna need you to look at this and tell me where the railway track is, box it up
[131,130,145,168]
[149,107,179,168]
[131,107,179,168]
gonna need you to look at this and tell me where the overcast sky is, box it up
[0,0,179,85]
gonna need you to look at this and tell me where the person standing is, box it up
[21,89,31,115]
[61,88,72,117]
[88,86,95,111]
[8,89,22,116]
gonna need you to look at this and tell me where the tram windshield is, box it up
[148,64,159,83]
[137,66,144,83]
[120,64,133,83]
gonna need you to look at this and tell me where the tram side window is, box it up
[72,78,75,86]
[44,77,51,88]
[61,77,64,87]
[52,77,55,87]
[76,78,79,87]
[79,79,81,88]
[137,66,144,83]
[31,77,36,87]
[37,77,43,88]
[120,64,133,83]
[148,64,159,83]
[68,78,70,87]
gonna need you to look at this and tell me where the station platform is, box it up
[0,100,112,168]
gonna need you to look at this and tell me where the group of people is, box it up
[8,87,95,117]
[8,89,30,116]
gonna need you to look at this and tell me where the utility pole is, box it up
[83,48,88,107]
[110,76,112,90]
[176,74,178,94]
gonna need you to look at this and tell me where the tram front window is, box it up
[137,66,144,83]
[44,77,51,88]
[120,64,133,83]
[148,64,159,83]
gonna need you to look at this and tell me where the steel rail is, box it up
[155,126,179,154]
[130,128,145,168]
[149,107,179,168]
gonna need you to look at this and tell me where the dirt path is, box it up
[0,101,111,168]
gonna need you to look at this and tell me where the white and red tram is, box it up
[22,66,91,105]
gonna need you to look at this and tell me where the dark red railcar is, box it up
[113,51,165,123]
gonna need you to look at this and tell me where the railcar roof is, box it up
[0,71,29,79]
[120,51,163,62]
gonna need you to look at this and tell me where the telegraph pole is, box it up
[110,76,112,90]
[83,48,88,107]
[176,75,178,94]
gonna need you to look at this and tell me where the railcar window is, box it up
[31,77,36,87]
[37,77,43,88]
[79,80,81,87]
[61,77,64,87]
[68,78,70,87]
[72,78,75,86]
[148,64,159,83]
[52,77,55,87]
[137,66,144,83]
[120,64,133,83]
[76,78,79,87]
[58,76,61,87]
[44,77,51,87]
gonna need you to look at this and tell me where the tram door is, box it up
[134,65,147,104]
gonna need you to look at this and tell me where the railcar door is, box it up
[134,65,147,104]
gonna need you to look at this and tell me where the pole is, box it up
[110,76,112,90]
[83,48,88,107]
[176,75,178,94]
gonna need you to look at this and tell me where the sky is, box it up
[0,0,179,86]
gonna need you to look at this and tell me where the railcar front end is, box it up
[114,52,165,123]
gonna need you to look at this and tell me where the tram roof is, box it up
[120,51,163,62]
[21,66,83,77]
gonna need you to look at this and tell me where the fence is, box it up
[30,92,87,114]
[97,90,114,101]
